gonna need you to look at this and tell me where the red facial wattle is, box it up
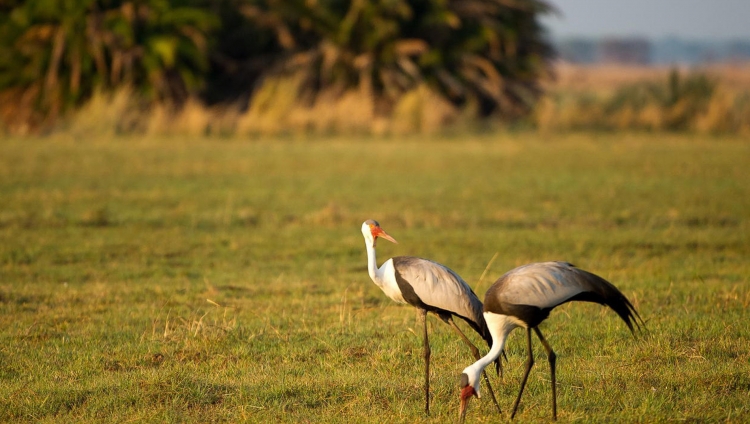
[460,385,477,400]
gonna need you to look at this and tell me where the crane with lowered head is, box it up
[459,261,643,422]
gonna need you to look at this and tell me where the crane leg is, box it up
[418,308,431,415]
[511,327,535,419]
[500,350,509,379]
[533,327,557,421]
[447,318,502,415]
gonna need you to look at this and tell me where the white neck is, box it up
[363,236,407,304]
[463,313,520,394]
[464,338,505,391]
[365,240,381,282]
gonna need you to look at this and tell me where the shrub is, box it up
[534,67,750,134]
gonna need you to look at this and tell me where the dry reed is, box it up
[59,63,750,137]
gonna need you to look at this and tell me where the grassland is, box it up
[1,132,749,423]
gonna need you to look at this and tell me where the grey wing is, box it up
[493,262,600,308]
[391,256,484,325]
[492,261,643,331]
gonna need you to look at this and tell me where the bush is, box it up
[534,68,750,134]
[1,0,554,134]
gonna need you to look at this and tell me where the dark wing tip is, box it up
[608,290,645,336]
[572,265,645,336]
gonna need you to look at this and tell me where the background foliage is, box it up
[0,0,217,130]
[0,0,554,134]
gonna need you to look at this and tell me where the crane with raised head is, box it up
[458,261,643,422]
[360,219,501,415]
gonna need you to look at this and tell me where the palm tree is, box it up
[0,0,217,129]
[432,0,556,117]
[100,0,218,103]
[0,0,95,124]
[237,0,554,120]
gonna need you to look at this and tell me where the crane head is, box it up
[458,372,480,423]
[361,219,398,248]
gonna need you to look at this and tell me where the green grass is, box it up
[1,132,749,423]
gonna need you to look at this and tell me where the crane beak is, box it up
[372,227,398,247]
[459,396,470,424]
[377,230,398,244]
[458,385,477,423]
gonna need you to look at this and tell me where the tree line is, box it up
[0,0,554,133]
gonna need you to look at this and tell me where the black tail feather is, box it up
[569,268,645,334]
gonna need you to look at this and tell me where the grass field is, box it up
[1,132,749,423]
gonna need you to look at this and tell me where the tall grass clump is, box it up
[64,79,471,137]
[65,88,145,137]
[535,67,750,134]
[235,79,460,136]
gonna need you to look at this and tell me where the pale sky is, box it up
[542,0,750,40]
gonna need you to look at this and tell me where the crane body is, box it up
[459,261,643,422]
[361,219,500,415]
